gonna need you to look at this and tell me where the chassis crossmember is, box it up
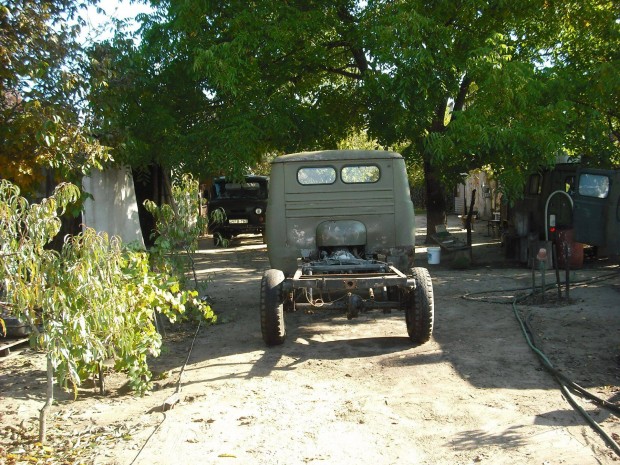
[282,260,416,318]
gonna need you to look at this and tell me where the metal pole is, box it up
[536,247,548,303]
[553,242,561,300]
[564,242,570,300]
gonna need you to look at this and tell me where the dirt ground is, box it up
[1,215,620,465]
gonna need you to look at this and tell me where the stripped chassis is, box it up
[282,259,416,319]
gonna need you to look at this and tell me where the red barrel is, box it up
[555,229,584,269]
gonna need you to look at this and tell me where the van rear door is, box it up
[573,169,616,250]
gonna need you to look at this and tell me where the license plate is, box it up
[229,219,248,224]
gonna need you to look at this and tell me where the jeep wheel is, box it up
[260,269,286,346]
[405,267,434,344]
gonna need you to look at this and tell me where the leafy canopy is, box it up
[1,0,109,194]
[88,0,618,209]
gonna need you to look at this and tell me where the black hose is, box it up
[460,267,620,456]
[461,267,620,304]
[512,297,620,456]
[129,319,203,465]
[523,309,620,416]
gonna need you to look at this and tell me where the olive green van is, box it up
[260,150,434,346]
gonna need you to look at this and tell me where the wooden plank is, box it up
[0,337,29,357]
[162,392,180,411]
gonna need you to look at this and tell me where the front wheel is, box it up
[260,269,286,346]
[405,267,434,344]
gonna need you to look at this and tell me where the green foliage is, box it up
[144,173,208,291]
[362,0,618,198]
[86,1,366,178]
[1,0,109,194]
[43,231,156,394]
[0,178,213,400]
[87,0,617,220]
[208,207,231,248]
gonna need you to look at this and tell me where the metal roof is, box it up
[271,150,403,164]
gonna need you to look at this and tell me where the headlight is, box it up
[255,207,263,215]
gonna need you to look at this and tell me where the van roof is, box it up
[272,150,403,164]
[213,175,269,182]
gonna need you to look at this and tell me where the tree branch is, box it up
[321,66,364,80]
[336,6,368,75]
[453,74,471,113]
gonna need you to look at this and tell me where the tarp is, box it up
[82,166,145,248]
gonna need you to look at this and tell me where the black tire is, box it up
[405,267,434,344]
[260,269,286,346]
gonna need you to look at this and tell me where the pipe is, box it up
[544,190,574,242]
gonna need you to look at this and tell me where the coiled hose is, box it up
[463,267,620,456]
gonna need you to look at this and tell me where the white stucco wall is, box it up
[82,166,145,248]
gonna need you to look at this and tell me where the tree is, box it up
[350,0,617,234]
[94,0,618,238]
[0,0,109,194]
[0,179,214,443]
[86,1,368,180]
[545,1,620,166]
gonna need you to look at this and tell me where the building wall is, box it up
[454,171,500,220]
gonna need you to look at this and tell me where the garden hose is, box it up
[129,318,203,465]
[460,267,620,456]
[512,295,620,457]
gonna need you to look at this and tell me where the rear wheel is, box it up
[260,269,286,346]
[405,267,434,344]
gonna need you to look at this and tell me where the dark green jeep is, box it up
[207,175,268,246]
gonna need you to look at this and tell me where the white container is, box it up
[427,246,441,264]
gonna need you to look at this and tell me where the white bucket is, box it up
[427,247,441,265]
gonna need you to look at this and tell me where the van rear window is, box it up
[578,174,610,198]
[297,167,336,185]
[341,165,380,183]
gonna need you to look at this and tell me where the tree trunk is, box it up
[422,98,452,244]
[424,160,447,243]
[39,355,54,444]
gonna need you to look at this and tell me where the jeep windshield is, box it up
[212,180,267,199]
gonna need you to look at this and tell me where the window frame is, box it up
[340,164,381,184]
[577,173,610,199]
[296,166,337,186]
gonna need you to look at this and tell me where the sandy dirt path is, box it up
[2,225,619,465]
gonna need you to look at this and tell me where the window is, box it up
[212,180,267,199]
[528,174,542,195]
[297,166,336,185]
[341,165,380,183]
[578,174,610,199]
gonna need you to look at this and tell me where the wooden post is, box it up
[553,243,561,300]
[564,242,570,300]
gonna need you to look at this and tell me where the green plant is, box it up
[144,173,207,289]
[0,179,214,443]
[208,207,231,247]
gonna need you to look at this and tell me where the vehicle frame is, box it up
[260,150,435,346]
